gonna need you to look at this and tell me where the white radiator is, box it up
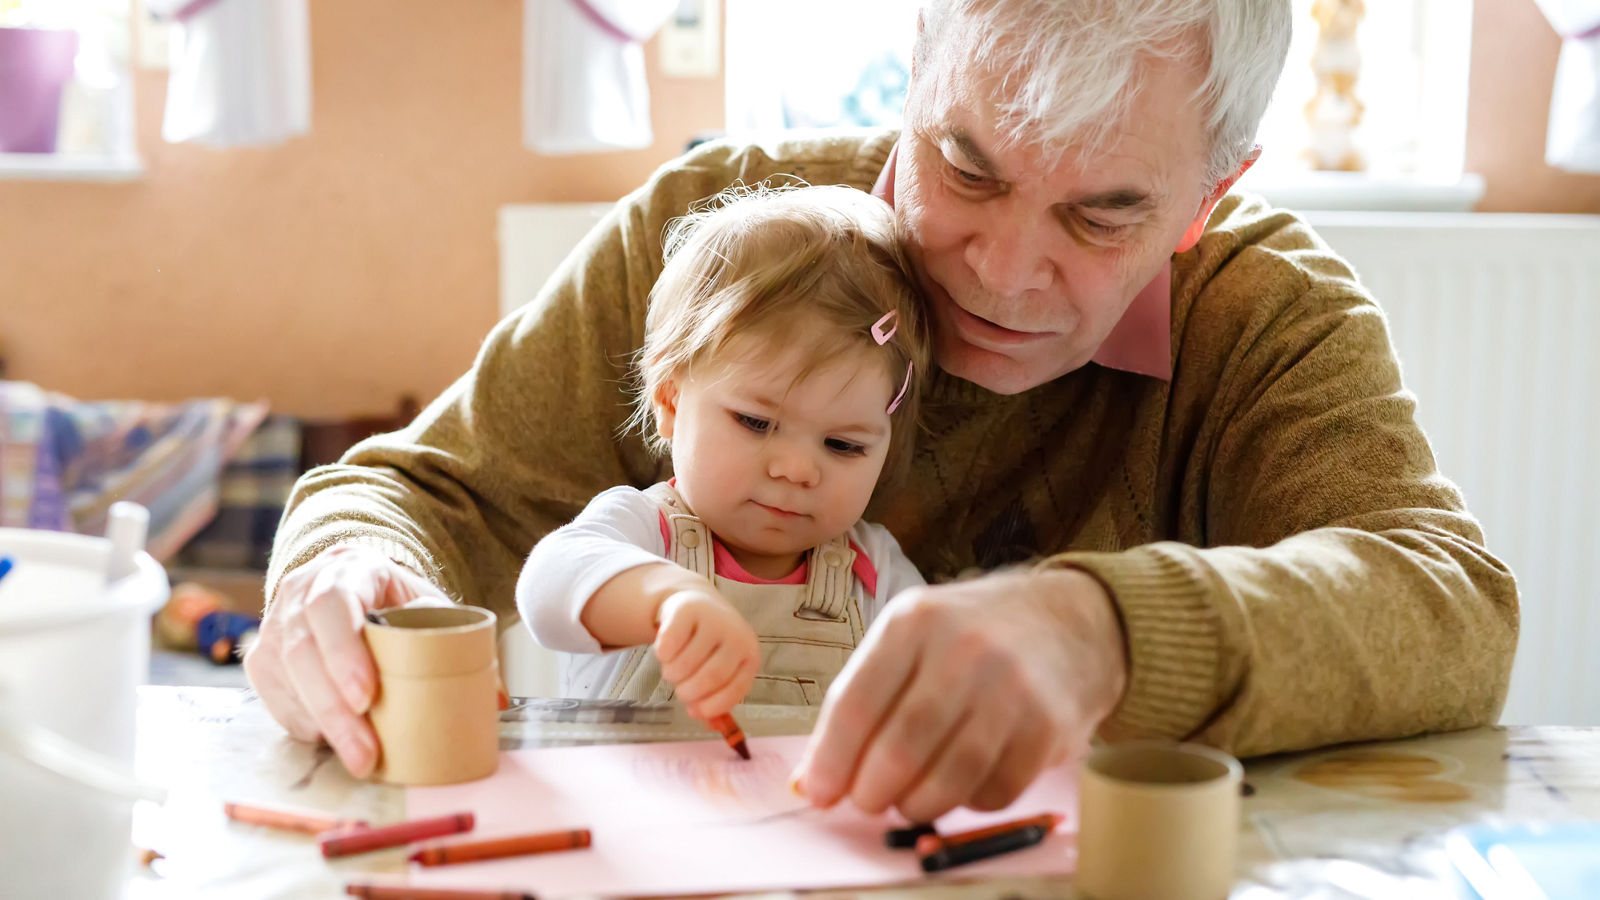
[1307,212,1600,726]
[499,204,1600,724]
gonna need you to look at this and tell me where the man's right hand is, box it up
[243,543,448,777]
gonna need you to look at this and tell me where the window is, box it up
[725,1,1477,209]
[0,0,142,179]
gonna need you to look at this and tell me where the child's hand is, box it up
[654,589,761,720]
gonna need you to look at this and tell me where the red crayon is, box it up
[913,812,1065,856]
[410,828,591,866]
[345,885,537,900]
[321,812,475,858]
[707,713,751,760]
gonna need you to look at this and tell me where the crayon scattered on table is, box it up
[224,801,369,835]
[912,812,1064,855]
[885,822,937,849]
[136,846,162,867]
[708,712,751,760]
[918,822,1052,873]
[409,828,591,866]
[0,555,14,585]
[321,812,475,858]
[345,885,538,900]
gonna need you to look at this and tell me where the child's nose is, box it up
[767,442,819,487]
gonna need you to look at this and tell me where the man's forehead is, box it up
[928,118,1170,209]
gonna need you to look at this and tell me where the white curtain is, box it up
[523,0,677,155]
[1536,0,1600,173]
[148,0,311,147]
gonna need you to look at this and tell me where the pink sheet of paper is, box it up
[402,734,1078,897]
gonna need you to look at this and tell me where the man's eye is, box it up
[733,413,771,434]
[1079,217,1130,237]
[825,438,867,456]
[947,161,991,187]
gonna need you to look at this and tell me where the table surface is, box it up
[128,686,1600,899]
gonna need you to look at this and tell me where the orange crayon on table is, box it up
[321,812,475,858]
[913,812,1065,856]
[707,712,751,760]
[409,828,592,866]
[346,885,537,900]
[224,801,370,835]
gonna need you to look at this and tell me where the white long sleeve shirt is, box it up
[516,485,926,698]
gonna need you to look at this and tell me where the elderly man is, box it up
[247,0,1517,823]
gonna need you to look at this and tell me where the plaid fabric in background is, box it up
[0,381,268,560]
[175,415,302,572]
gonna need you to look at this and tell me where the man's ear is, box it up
[652,378,680,441]
[1176,145,1262,253]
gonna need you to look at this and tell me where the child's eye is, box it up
[825,438,867,456]
[732,412,771,434]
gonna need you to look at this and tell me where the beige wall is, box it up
[0,0,1594,418]
[0,0,723,418]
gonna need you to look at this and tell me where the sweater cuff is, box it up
[265,528,442,612]
[1039,545,1222,741]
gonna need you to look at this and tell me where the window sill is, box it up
[1237,170,1486,213]
[0,153,145,181]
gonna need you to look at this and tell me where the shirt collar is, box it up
[871,140,1173,382]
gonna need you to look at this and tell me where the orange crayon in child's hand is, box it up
[707,712,751,759]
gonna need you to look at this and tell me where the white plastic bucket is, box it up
[0,504,170,900]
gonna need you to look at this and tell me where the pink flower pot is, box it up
[0,27,81,153]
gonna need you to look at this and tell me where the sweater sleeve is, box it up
[1047,222,1519,758]
[516,486,669,654]
[262,145,759,621]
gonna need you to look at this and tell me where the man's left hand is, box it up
[790,567,1128,822]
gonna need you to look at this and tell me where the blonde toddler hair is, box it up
[633,183,930,486]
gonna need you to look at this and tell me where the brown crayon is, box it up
[320,812,475,858]
[708,712,751,759]
[409,828,591,866]
[224,801,370,835]
[913,812,1064,856]
[345,885,537,900]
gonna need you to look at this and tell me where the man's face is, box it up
[895,37,1213,394]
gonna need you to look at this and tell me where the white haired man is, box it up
[247,0,1518,823]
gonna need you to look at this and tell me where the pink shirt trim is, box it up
[872,140,1173,382]
[655,511,880,595]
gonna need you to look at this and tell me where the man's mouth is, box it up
[938,288,1052,347]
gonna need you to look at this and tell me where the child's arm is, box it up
[517,486,758,716]
[583,565,760,719]
[517,486,670,654]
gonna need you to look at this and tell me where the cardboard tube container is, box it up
[1075,741,1243,900]
[363,606,499,785]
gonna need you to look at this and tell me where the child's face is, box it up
[655,338,895,577]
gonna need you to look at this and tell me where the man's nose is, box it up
[964,210,1053,299]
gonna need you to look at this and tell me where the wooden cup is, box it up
[363,606,499,785]
[1076,741,1243,900]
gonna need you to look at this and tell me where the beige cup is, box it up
[363,606,500,785]
[1075,741,1243,900]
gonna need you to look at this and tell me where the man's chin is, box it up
[936,340,1059,395]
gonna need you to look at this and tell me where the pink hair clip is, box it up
[872,312,912,415]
